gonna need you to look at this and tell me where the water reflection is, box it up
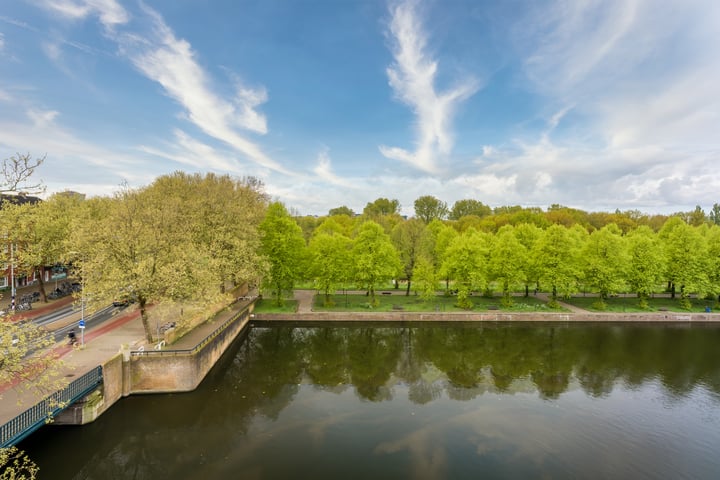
[21,322,720,480]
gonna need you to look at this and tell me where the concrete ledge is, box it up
[253,311,720,323]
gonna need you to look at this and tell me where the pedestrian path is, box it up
[1,307,145,425]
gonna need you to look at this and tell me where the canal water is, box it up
[21,322,720,479]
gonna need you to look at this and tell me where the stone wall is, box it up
[253,311,719,323]
[125,308,251,394]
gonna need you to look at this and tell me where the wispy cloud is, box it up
[34,0,129,28]
[32,0,293,176]
[313,147,357,188]
[379,0,479,174]
[0,106,153,193]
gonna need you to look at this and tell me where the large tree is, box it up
[362,197,400,217]
[259,202,308,306]
[4,193,83,303]
[579,224,628,308]
[440,230,488,309]
[391,218,430,295]
[449,199,492,220]
[414,195,448,224]
[626,226,666,308]
[534,224,581,307]
[308,223,352,306]
[659,217,710,308]
[70,173,267,342]
[488,225,527,306]
[351,221,401,306]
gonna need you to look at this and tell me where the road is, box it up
[19,302,127,351]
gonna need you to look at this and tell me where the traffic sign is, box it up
[79,320,86,329]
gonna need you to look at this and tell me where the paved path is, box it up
[1,307,146,425]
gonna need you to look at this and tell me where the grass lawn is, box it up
[312,293,560,312]
[562,295,717,313]
[253,298,298,313]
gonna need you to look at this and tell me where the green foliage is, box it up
[362,197,400,217]
[260,202,308,306]
[328,205,355,217]
[308,225,352,306]
[440,230,488,309]
[0,446,39,480]
[449,199,491,220]
[533,224,580,301]
[69,173,267,341]
[391,218,431,294]
[580,224,628,301]
[351,221,402,306]
[626,226,665,303]
[413,195,448,223]
[488,225,527,306]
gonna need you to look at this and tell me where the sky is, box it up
[1,0,719,217]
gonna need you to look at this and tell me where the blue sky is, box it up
[1,0,719,217]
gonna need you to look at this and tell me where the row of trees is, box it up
[323,196,720,235]
[263,202,720,310]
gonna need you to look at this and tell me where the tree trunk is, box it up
[36,267,48,303]
[139,297,153,343]
[406,279,411,296]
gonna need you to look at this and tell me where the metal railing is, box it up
[1,366,103,448]
[130,305,251,358]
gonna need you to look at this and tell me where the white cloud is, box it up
[312,148,357,188]
[138,129,253,175]
[0,32,5,51]
[0,107,155,194]
[112,4,291,175]
[35,0,129,28]
[380,0,479,174]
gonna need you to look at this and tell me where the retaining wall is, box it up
[253,311,719,323]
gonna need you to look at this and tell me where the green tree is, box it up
[391,218,430,294]
[709,203,720,226]
[259,202,308,306]
[449,199,491,220]
[440,230,487,309]
[660,218,710,308]
[626,226,665,308]
[428,221,459,292]
[534,224,580,307]
[70,174,266,342]
[362,197,400,217]
[412,256,439,302]
[488,226,527,306]
[413,195,448,223]
[351,221,401,306]
[579,224,628,308]
[308,225,352,306]
[7,193,83,303]
[514,223,543,296]
[328,205,355,217]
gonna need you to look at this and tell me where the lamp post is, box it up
[10,242,15,311]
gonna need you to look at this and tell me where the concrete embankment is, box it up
[54,300,254,426]
[253,311,719,323]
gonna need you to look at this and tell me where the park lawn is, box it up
[312,293,558,312]
[253,298,298,313]
[562,295,716,313]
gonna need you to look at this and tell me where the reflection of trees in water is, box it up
[268,323,720,403]
[25,323,720,478]
[243,323,720,404]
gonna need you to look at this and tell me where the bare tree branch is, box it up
[1,153,46,195]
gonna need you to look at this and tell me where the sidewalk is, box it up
[0,306,145,425]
